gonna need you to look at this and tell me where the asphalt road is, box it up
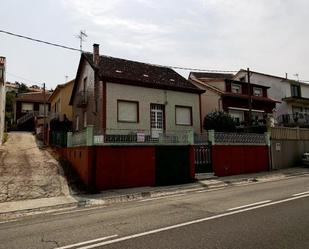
[1,175,309,249]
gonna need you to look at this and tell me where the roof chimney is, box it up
[93,43,100,67]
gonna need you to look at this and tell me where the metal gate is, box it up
[194,144,212,173]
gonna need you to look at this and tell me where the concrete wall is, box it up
[106,82,201,133]
[271,140,309,169]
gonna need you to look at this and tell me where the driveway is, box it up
[0,132,69,202]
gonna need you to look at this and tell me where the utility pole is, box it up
[76,30,87,53]
[43,83,46,145]
[247,68,252,127]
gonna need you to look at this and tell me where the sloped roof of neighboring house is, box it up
[189,72,235,80]
[70,53,204,104]
[48,79,74,102]
[15,92,51,103]
[236,69,308,85]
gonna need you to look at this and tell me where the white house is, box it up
[234,69,309,126]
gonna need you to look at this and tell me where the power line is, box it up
[0,29,238,73]
[0,29,81,52]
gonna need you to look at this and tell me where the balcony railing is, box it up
[278,113,309,126]
[76,91,88,107]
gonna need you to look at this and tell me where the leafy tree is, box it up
[18,83,29,93]
[203,111,236,132]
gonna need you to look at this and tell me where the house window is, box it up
[253,87,263,97]
[21,103,34,113]
[239,76,246,82]
[83,111,87,127]
[83,77,87,92]
[292,106,302,114]
[76,115,80,131]
[117,100,139,123]
[39,104,49,115]
[291,84,301,97]
[175,106,192,126]
[231,84,242,94]
[229,110,244,125]
[0,68,4,80]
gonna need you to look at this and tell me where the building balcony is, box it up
[278,113,309,127]
[282,96,309,105]
[76,91,88,108]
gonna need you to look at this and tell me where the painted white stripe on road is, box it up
[54,235,118,249]
[76,193,309,249]
[138,193,185,202]
[292,191,309,196]
[197,187,226,193]
[227,200,271,211]
[52,206,106,216]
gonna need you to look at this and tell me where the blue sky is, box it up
[1,0,309,89]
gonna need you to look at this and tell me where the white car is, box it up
[302,152,309,165]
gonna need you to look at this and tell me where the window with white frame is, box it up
[175,106,192,126]
[253,87,263,97]
[231,84,242,94]
[229,110,244,125]
[21,103,34,112]
[117,100,139,123]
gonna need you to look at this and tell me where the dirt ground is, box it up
[0,132,69,202]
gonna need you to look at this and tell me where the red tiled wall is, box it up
[64,147,94,187]
[212,145,269,176]
[95,146,156,190]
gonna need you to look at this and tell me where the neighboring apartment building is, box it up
[234,69,309,127]
[14,92,51,131]
[70,44,204,138]
[189,72,278,127]
[0,56,6,145]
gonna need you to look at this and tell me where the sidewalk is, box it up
[1,167,309,221]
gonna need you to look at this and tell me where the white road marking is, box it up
[138,193,185,202]
[52,206,106,216]
[197,187,226,193]
[0,219,17,224]
[292,190,309,196]
[75,193,309,249]
[54,234,118,249]
[227,200,272,211]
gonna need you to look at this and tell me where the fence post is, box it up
[187,130,194,145]
[86,125,94,146]
[67,132,72,148]
[264,132,271,147]
[208,130,215,145]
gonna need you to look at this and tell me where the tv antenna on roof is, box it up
[76,30,87,52]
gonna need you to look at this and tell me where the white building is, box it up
[0,56,6,145]
[234,69,309,126]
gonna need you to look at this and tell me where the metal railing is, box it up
[67,126,194,147]
[278,113,309,126]
[76,91,88,107]
[208,130,268,145]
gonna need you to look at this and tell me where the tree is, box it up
[18,83,29,93]
[203,111,236,132]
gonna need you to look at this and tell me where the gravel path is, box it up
[0,132,69,202]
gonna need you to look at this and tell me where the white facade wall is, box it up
[106,82,201,133]
[235,71,303,116]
